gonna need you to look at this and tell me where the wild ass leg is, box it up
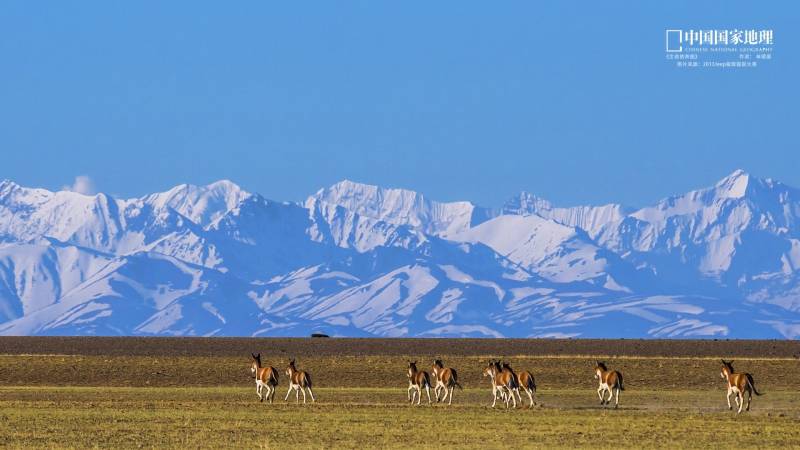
[614,387,620,408]
[525,388,534,408]
[726,387,732,410]
[601,388,611,406]
[598,386,605,404]
[307,387,316,402]
[737,392,744,414]
[425,384,432,404]
[491,386,498,408]
[407,384,414,403]
[284,385,293,402]
[448,386,454,405]
[746,390,752,411]
[295,386,300,403]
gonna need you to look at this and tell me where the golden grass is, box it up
[1,386,799,449]
[1,345,799,449]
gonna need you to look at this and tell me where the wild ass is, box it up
[482,360,517,408]
[720,360,762,414]
[407,361,432,405]
[594,361,624,408]
[502,362,537,408]
[250,353,279,403]
[284,359,316,404]
[431,359,462,405]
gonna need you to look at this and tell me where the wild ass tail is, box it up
[746,374,762,396]
[452,370,463,390]
[618,372,625,391]
[303,372,312,388]
[527,375,536,393]
[423,371,431,388]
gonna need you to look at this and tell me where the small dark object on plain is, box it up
[311,333,330,338]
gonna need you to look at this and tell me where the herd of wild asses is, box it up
[250,354,763,414]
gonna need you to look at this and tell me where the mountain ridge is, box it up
[1,170,799,338]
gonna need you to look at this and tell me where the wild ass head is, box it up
[251,352,261,376]
[720,359,735,380]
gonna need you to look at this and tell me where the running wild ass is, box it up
[284,359,316,404]
[431,359,462,405]
[482,360,517,408]
[720,360,762,414]
[594,361,624,408]
[407,361,432,405]
[250,353,279,403]
[502,362,537,408]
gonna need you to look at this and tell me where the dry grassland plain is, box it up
[1,337,799,449]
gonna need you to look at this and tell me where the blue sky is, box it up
[1,2,796,207]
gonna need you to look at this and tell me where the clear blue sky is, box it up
[1,2,797,207]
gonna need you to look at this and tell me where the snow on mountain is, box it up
[450,214,639,291]
[501,191,631,239]
[140,179,250,227]
[0,179,249,255]
[0,181,127,249]
[600,170,800,296]
[1,170,799,338]
[307,180,488,237]
[305,199,428,253]
[0,239,114,321]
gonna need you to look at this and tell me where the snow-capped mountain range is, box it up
[1,169,799,338]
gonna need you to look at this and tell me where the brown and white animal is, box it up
[502,362,537,408]
[250,352,279,403]
[594,361,624,408]
[431,359,462,405]
[407,361,432,405]
[720,359,762,414]
[284,359,315,404]
[482,360,517,408]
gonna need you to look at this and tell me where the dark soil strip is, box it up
[1,337,798,358]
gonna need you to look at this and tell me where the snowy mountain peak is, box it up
[312,179,433,207]
[502,191,554,215]
[308,180,477,236]
[500,192,630,240]
[142,180,250,226]
[0,180,22,202]
[0,179,18,193]
[715,169,751,199]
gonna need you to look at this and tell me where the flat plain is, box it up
[1,337,799,449]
